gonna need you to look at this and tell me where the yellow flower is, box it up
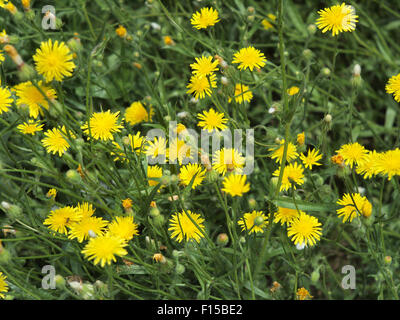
[269,139,299,164]
[316,3,358,36]
[125,101,153,126]
[297,132,305,145]
[222,174,250,197]
[0,86,13,114]
[81,110,123,141]
[287,212,322,247]
[186,73,217,100]
[336,142,368,169]
[287,86,300,96]
[17,120,44,135]
[75,202,96,219]
[374,148,400,180]
[46,188,57,199]
[386,74,400,102]
[82,235,128,267]
[13,81,57,119]
[43,206,81,235]
[0,29,8,44]
[262,14,276,30]
[122,198,133,210]
[147,165,162,186]
[153,253,166,263]
[0,272,8,299]
[42,126,74,156]
[107,216,139,241]
[212,147,245,175]
[167,138,193,164]
[262,19,273,30]
[297,287,313,300]
[356,150,381,179]
[179,163,207,189]
[0,50,4,64]
[191,7,220,30]
[33,39,76,82]
[337,193,372,222]
[229,83,253,104]
[145,136,167,160]
[197,108,228,132]
[163,35,175,46]
[115,25,127,38]
[238,210,269,234]
[190,55,219,77]
[300,148,323,170]
[274,207,302,226]
[232,46,267,71]
[68,216,109,243]
[4,1,17,14]
[168,210,205,243]
[273,162,305,192]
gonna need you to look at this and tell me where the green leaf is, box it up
[274,197,337,212]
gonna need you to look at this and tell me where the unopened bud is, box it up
[322,67,331,77]
[324,114,332,123]
[175,263,185,275]
[307,24,316,35]
[216,233,229,246]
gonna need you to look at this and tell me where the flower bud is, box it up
[149,207,160,217]
[0,248,11,265]
[307,24,317,35]
[66,169,81,184]
[81,283,95,300]
[153,214,165,227]
[311,270,320,283]
[55,275,66,289]
[324,114,332,123]
[216,233,229,246]
[384,256,392,265]
[17,64,35,81]
[321,67,331,77]
[302,49,313,60]
[175,263,185,275]
[248,197,256,209]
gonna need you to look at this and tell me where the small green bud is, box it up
[248,197,256,209]
[153,214,165,227]
[66,169,81,184]
[172,250,184,258]
[0,248,12,265]
[67,38,83,53]
[55,18,63,30]
[321,67,331,76]
[54,275,66,289]
[254,216,265,226]
[17,63,35,81]
[175,263,185,275]
[307,24,317,35]
[5,204,23,220]
[384,256,392,265]
[14,11,24,21]
[216,233,229,246]
[311,270,320,283]
[81,283,95,300]
[149,207,160,218]
[303,49,313,60]
[206,170,219,183]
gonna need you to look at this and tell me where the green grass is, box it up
[1,0,400,300]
